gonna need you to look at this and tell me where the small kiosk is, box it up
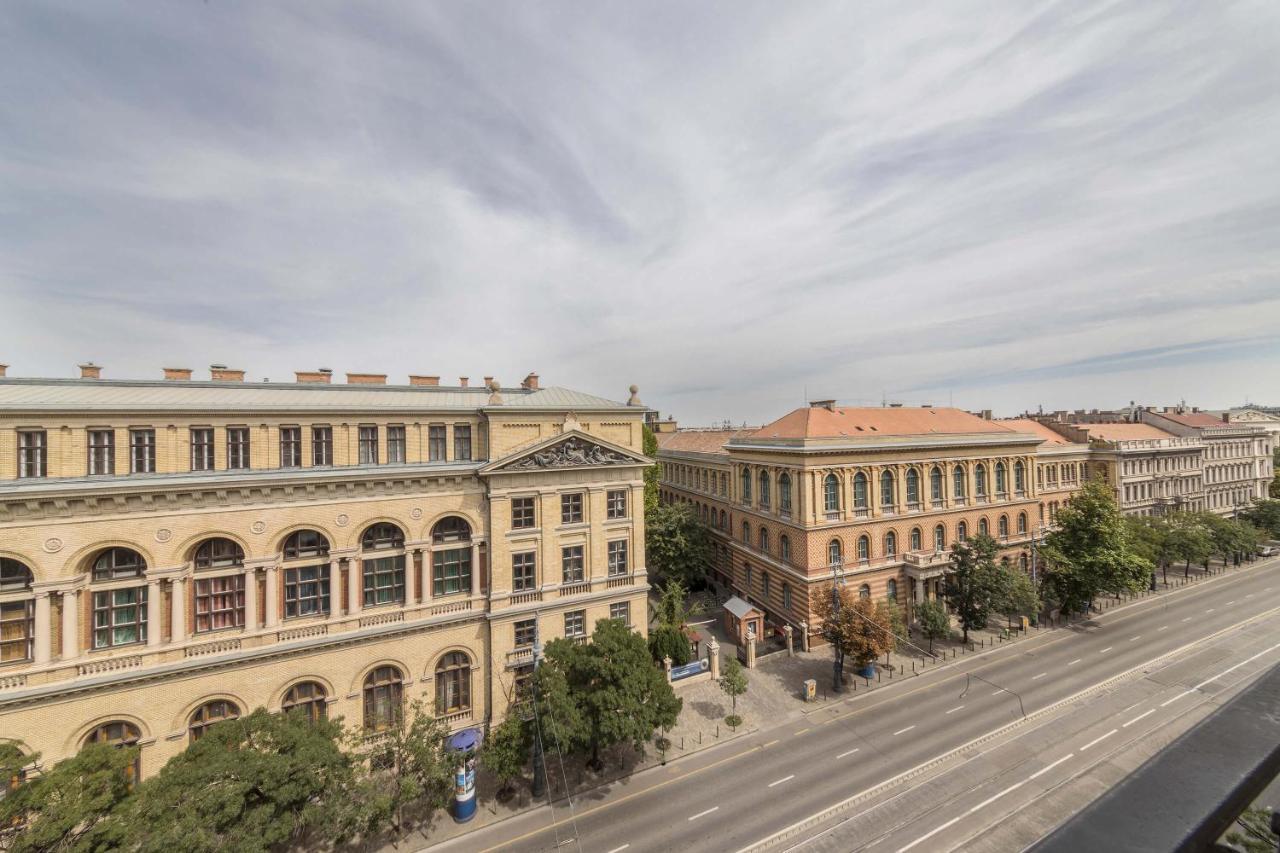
[447,727,483,823]
[722,595,764,647]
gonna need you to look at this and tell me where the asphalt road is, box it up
[428,557,1280,853]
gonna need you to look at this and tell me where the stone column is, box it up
[170,577,186,643]
[470,543,481,597]
[663,655,673,682]
[264,566,279,628]
[328,559,342,618]
[348,559,362,615]
[33,591,52,664]
[243,569,259,630]
[745,634,757,669]
[61,587,80,661]
[146,580,162,647]
[708,637,721,680]
[799,620,810,652]
[422,547,433,602]
[784,624,794,657]
[404,550,417,605]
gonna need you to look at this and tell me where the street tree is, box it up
[997,561,1041,626]
[915,599,950,654]
[718,656,749,729]
[648,624,692,666]
[1242,499,1280,538]
[124,708,360,853]
[645,502,711,589]
[655,578,690,628]
[643,425,660,516]
[942,534,1006,643]
[1166,513,1212,577]
[479,716,529,801]
[348,700,454,834]
[1039,478,1152,615]
[814,586,896,685]
[531,618,682,770]
[1126,515,1175,582]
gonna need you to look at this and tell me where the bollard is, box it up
[681,736,685,750]
[699,731,703,745]
[716,724,720,738]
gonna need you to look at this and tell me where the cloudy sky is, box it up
[2,2,1278,425]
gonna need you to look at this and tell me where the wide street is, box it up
[429,556,1280,853]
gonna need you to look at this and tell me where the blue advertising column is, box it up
[448,727,483,823]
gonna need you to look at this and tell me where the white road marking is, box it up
[991,689,1004,696]
[1227,600,1236,606]
[688,806,719,821]
[607,846,630,853]
[1182,617,1193,622]
[1079,729,1117,751]
[945,705,965,714]
[1099,647,1113,654]
[768,775,795,788]
[1193,640,1280,691]
[1206,608,1215,613]
[896,816,963,853]
[1123,709,1156,728]
[1029,754,1074,780]
[969,779,1026,812]
[1120,702,1141,714]
[1158,626,1168,632]
[1067,658,1082,666]
[1031,673,1047,680]
[837,748,859,759]
[1129,636,1141,642]
[894,726,916,736]
[1160,690,1194,707]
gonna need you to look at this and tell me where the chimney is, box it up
[210,365,245,382]
[521,372,540,390]
[1222,412,1231,423]
[162,367,192,381]
[409,375,440,386]
[79,362,102,380]
[346,373,387,385]
[981,409,992,420]
[920,403,933,408]
[889,402,904,408]
[295,369,332,384]
[0,364,7,378]
[459,376,469,388]
[809,400,836,412]
[483,376,494,387]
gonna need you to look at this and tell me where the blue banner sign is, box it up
[671,659,710,681]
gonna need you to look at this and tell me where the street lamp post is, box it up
[529,632,546,799]
[830,557,845,693]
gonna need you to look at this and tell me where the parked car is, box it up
[1259,545,1277,557]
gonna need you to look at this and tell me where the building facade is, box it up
[1136,408,1272,515]
[0,366,649,778]
[657,403,1056,645]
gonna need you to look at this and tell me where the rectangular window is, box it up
[358,425,379,465]
[432,548,472,596]
[607,489,628,519]
[514,618,537,648]
[512,552,536,592]
[0,600,34,662]
[190,427,213,471]
[311,426,332,466]
[610,601,630,627]
[88,429,115,475]
[562,545,585,584]
[454,424,472,461]
[607,540,628,576]
[363,555,405,606]
[17,431,46,479]
[387,425,406,463]
[561,493,584,524]
[280,426,301,467]
[129,429,155,474]
[284,565,330,618]
[227,427,250,469]
[512,497,536,529]
[428,425,446,461]
[92,586,147,648]
[564,610,586,638]
[194,575,245,632]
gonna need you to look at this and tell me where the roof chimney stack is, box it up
[162,367,192,381]
[521,372,540,390]
[79,362,102,380]
[346,373,386,385]
[809,399,836,412]
[210,365,245,382]
[409,375,440,386]
[459,376,469,388]
[295,370,332,384]
[0,364,8,378]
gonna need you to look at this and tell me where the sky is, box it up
[2,2,1279,426]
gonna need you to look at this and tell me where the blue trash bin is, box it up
[447,727,483,823]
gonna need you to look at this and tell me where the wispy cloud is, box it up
[1,1,1278,420]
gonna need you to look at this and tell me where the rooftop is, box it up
[1149,410,1228,428]
[655,428,756,455]
[750,405,1017,440]
[1074,422,1179,442]
[999,418,1085,448]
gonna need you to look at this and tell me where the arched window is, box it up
[758,471,771,508]
[361,522,405,551]
[83,721,141,783]
[1020,553,1029,570]
[435,652,472,715]
[189,699,240,742]
[934,524,946,551]
[1014,461,1025,493]
[887,579,898,601]
[884,531,897,557]
[998,515,1009,537]
[978,517,989,537]
[91,547,146,580]
[720,473,728,496]
[193,538,244,569]
[930,466,943,502]
[857,535,870,562]
[852,472,868,509]
[783,584,792,610]
[1,558,34,664]
[758,527,769,553]
[719,510,727,529]
[824,474,840,513]
[779,473,793,514]
[975,465,988,498]
[905,469,920,506]
[858,584,871,599]
[282,681,328,723]
[431,517,472,544]
[1017,512,1028,534]
[89,548,148,649]
[780,535,791,563]
[363,666,404,732]
[957,521,968,541]
[910,528,922,551]
[995,462,1007,495]
[827,539,842,567]
[741,521,750,543]
[953,466,966,499]
[283,530,330,560]
[880,470,896,508]
[741,469,752,504]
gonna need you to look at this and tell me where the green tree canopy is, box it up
[643,425,660,516]
[942,534,1007,642]
[915,599,950,654]
[1242,499,1280,538]
[531,618,682,768]
[718,657,748,718]
[814,586,897,675]
[479,716,529,798]
[997,561,1041,623]
[1039,478,1152,614]
[348,701,454,834]
[648,624,692,667]
[1166,513,1213,575]
[645,502,711,588]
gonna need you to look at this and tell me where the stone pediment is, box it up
[484,432,649,474]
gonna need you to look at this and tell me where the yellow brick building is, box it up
[0,365,650,778]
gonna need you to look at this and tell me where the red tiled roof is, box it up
[655,429,753,454]
[1075,422,1177,441]
[750,406,1015,440]
[998,418,1081,447]
[1152,411,1225,428]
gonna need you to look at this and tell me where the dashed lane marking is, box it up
[1029,755,1074,780]
[1079,729,1117,751]
[837,748,860,759]
[1123,709,1156,728]
[945,705,965,714]
[689,806,719,821]
[768,775,795,788]
[1031,673,1047,680]
[894,726,916,736]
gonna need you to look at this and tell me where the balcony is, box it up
[931,499,945,509]
[606,574,633,589]
[854,507,870,518]
[184,638,242,658]
[509,590,543,605]
[436,708,473,729]
[560,581,591,597]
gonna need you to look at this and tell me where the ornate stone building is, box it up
[0,365,649,778]
[657,403,1050,645]
[1136,407,1272,515]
